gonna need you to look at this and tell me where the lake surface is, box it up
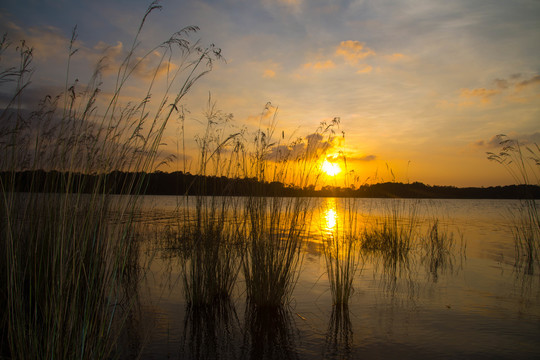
[124,197,540,359]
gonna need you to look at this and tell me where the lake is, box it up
[121,196,540,359]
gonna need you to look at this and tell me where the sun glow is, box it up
[322,159,341,177]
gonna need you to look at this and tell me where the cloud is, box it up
[263,0,303,13]
[472,132,540,149]
[0,18,72,62]
[277,0,302,6]
[516,75,540,91]
[460,87,500,105]
[245,102,278,125]
[354,154,377,162]
[494,78,509,89]
[385,53,408,62]
[264,130,341,162]
[263,69,276,78]
[458,74,540,107]
[335,41,375,64]
[356,65,373,74]
[302,60,335,71]
[470,135,503,149]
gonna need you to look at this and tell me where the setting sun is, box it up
[322,159,341,177]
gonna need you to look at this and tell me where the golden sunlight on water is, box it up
[321,198,339,238]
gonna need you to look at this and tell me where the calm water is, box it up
[125,197,540,359]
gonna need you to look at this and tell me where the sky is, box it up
[1,0,539,187]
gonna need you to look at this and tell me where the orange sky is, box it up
[1,0,539,187]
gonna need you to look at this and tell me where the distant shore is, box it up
[4,170,539,199]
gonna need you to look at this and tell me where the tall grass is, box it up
[167,97,244,307]
[361,200,418,266]
[360,200,419,293]
[176,198,242,306]
[243,196,308,307]
[0,2,219,358]
[320,198,362,307]
[242,111,339,307]
[488,135,540,274]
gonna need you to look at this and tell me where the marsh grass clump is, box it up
[321,199,362,307]
[360,200,419,292]
[241,110,340,308]
[171,98,244,307]
[361,200,418,264]
[177,198,243,306]
[0,2,220,357]
[243,196,307,307]
[488,135,540,274]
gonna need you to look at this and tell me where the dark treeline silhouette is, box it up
[3,170,540,199]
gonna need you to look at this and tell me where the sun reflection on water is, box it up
[322,198,339,235]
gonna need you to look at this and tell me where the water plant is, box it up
[0,2,220,357]
[168,97,244,307]
[361,200,418,265]
[320,198,362,307]
[488,135,540,274]
[242,109,340,307]
[177,198,243,306]
[360,200,419,294]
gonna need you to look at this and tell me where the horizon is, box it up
[1,0,539,187]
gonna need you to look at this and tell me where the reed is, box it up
[361,200,418,263]
[360,200,419,293]
[177,198,242,306]
[488,135,540,274]
[242,110,340,307]
[170,97,243,307]
[0,2,219,357]
[243,196,307,307]
[321,199,362,307]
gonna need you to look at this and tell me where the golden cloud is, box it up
[335,40,375,64]
[356,65,373,74]
[263,69,276,78]
[132,51,179,80]
[303,60,336,70]
[245,102,278,125]
[1,20,71,61]
[460,88,500,105]
[385,53,407,62]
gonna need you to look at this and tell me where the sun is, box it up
[322,159,341,177]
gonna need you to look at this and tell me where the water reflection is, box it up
[180,300,241,360]
[242,305,299,360]
[420,220,465,283]
[131,197,540,359]
[324,306,354,360]
[324,200,338,233]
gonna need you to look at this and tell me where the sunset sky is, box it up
[1,0,539,187]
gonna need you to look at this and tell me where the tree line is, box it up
[3,170,540,199]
